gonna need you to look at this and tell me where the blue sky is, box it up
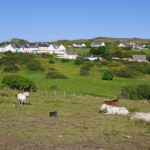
[0,0,150,42]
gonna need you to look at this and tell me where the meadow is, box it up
[0,53,150,149]
[0,89,150,150]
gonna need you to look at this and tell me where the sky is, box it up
[0,0,150,42]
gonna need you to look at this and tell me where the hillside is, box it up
[51,37,150,46]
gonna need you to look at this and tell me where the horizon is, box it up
[1,0,150,42]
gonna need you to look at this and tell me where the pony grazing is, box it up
[130,112,150,122]
[103,99,118,106]
[99,103,129,115]
[18,92,29,105]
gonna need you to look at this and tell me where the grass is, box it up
[0,89,150,150]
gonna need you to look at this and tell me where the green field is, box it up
[0,90,150,150]
[0,54,150,149]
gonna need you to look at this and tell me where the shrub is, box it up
[115,69,135,78]
[46,71,68,79]
[102,71,114,80]
[61,58,70,63]
[136,84,150,100]
[120,84,150,100]
[4,64,19,73]
[128,62,150,74]
[80,65,89,76]
[74,58,84,65]
[41,53,51,58]
[49,59,55,64]
[1,75,37,91]
[26,60,45,71]
[0,57,17,66]
[120,85,139,100]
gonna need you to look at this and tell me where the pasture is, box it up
[0,89,150,150]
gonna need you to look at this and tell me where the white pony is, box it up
[18,92,29,105]
[130,112,150,122]
[99,103,129,115]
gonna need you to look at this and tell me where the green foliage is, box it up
[115,69,135,78]
[128,62,150,74]
[120,85,138,100]
[1,75,37,91]
[10,38,29,45]
[26,60,45,71]
[61,58,70,63]
[49,59,55,64]
[3,64,19,73]
[136,84,150,100]
[50,85,58,90]
[74,58,84,65]
[89,46,108,57]
[40,53,51,58]
[80,65,89,76]
[102,71,114,80]
[46,71,68,79]
[120,84,150,100]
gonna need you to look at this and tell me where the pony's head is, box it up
[24,92,29,96]
[99,103,107,112]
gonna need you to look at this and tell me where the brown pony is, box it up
[102,99,118,106]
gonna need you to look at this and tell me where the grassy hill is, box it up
[0,53,150,149]
[0,53,150,98]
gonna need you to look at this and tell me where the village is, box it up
[0,41,148,62]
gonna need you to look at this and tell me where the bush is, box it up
[41,53,51,58]
[46,71,68,79]
[80,65,89,76]
[120,84,150,100]
[128,62,150,74]
[120,85,139,100]
[61,58,70,63]
[4,64,19,73]
[102,71,114,80]
[74,58,84,65]
[136,84,150,100]
[26,60,45,71]
[49,59,55,64]
[1,75,37,91]
[115,69,135,78]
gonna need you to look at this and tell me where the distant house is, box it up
[0,44,16,53]
[118,42,134,48]
[0,43,66,54]
[118,42,145,49]
[132,44,145,49]
[132,55,147,62]
[37,43,49,53]
[57,54,77,59]
[91,42,105,47]
[73,43,86,47]
[49,44,66,54]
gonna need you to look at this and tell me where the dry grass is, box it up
[0,89,150,150]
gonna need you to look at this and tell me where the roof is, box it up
[91,42,104,45]
[133,55,147,62]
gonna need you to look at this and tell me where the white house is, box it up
[0,43,66,54]
[91,42,105,47]
[57,54,77,59]
[48,44,66,54]
[1,44,16,53]
[73,43,86,47]
[118,42,134,48]
[37,43,49,53]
